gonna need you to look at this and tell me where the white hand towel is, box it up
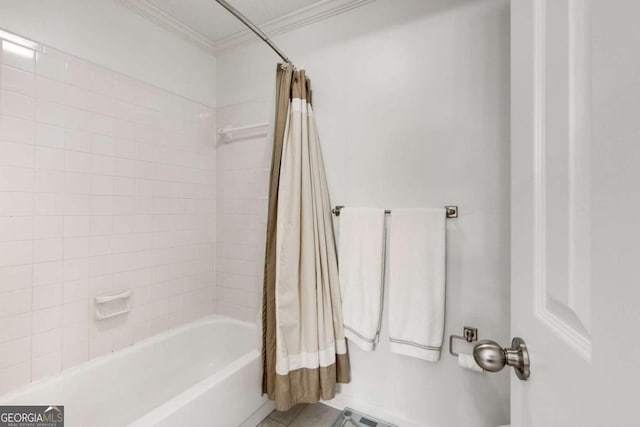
[338,207,386,351]
[388,208,446,362]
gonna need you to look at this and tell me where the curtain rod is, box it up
[214,0,293,65]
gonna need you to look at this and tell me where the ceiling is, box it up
[147,0,320,41]
[116,0,375,53]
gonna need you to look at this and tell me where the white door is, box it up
[511,1,640,426]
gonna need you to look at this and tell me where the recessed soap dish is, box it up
[94,289,131,320]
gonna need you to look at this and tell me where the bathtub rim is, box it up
[0,314,259,403]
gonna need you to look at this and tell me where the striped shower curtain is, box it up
[262,63,350,411]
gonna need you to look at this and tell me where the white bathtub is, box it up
[0,316,274,427]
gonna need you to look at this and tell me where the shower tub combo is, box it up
[0,316,273,427]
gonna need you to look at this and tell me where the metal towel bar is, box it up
[332,205,458,218]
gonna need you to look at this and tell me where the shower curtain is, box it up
[262,63,350,411]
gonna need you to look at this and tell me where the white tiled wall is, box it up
[0,34,216,393]
[214,99,271,322]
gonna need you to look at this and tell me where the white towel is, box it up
[338,207,386,351]
[388,208,446,362]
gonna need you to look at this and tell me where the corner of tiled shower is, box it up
[0,33,218,394]
[213,97,272,323]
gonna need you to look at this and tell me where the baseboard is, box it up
[239,399,276,427]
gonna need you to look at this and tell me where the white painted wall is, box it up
[215,0,510,426]
[0,0,216,106]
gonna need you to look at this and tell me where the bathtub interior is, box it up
[0,317,257,427]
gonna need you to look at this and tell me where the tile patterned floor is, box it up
[257,403,341,427]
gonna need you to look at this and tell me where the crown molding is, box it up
[115,0,217,53]
[214,0,375,53]
[114,0,375,56]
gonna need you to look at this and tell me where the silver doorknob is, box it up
[473,337,530,380]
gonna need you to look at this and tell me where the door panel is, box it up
[511,0,591,425]
[512,1,640,426]
[538,0,592,357]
